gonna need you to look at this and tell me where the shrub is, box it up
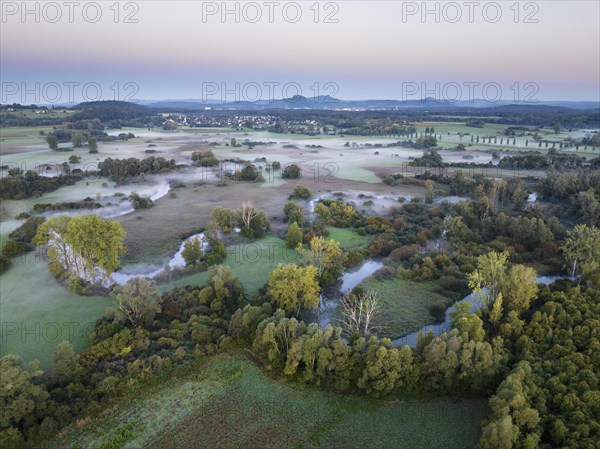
[373,266,395,280]
[390,245,421,261]
[238,164,263,182]
[191,150,220,167]
[283,201,304,224]
[9,216,45,243]
[383,174,396,186]
[345,249,365,267]
[1,239,26,258]
[369,232,399,257]
[282,163,301,180]
[285,222,303,249]
[440,275,463,292]
[289,185,312,200]
[241,226,254,238]
[411,256,439,281]
[429,302,447,322]
[129,192,153,210]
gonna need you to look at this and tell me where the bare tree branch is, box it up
[338,290,385,337]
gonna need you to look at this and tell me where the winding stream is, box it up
[391,275,564,347]
[317,260,384,328]
[315,259,566,348]
[110,232,207,285]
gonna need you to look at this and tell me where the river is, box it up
[110,232,207,285]
[315,259,566,348]
[317,259,384,328]
[391,275,565,347]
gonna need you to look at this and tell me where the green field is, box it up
[0,125,59,146]
[0,254,112,369]
[411,121,600,156]
[334,165,382,183]
[42,353,488,449]
[326,226,373,249]
[161,234,303,296]
[357,278,452,339]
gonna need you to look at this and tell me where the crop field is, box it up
[42,353,488,449]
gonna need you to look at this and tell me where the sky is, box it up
[1,1,599,103]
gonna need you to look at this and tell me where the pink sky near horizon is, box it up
[1,1,599,101]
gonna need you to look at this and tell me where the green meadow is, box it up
[42,353,487,449]
[0,254,112,370]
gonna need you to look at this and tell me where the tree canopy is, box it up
[268,264,320,315]
[34,215,126,285]
[112,278,161,327]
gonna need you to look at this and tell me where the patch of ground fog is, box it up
[308,190,467,216]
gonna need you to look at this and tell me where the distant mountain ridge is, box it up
[142,96,600,111]
[60,98,600,114]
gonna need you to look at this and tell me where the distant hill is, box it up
[70,100,153,121]
[145,97,600,112]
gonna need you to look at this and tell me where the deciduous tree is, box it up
[182,237,204,267]
[268,264,320,315]
[34,215,126,284]
[0,355,49,432]
[285,222,302,249]
[425,179,434,204]
[561,224,600,278]
[88,136,98,153]
[46,135,58,151]
[501,264,538,314]
[52,341,79,381]
[299,236,344,283]
[468,251,509,302]
[112,278,161,327]
[339,290,383,337]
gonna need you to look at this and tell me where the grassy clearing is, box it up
[326,226,372,249]
[161,234,303,296]
[42,353,487,449]
[335,165,382,183]
[358,278,452,339]
[0,254,112,369]
[0,125,57,147]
